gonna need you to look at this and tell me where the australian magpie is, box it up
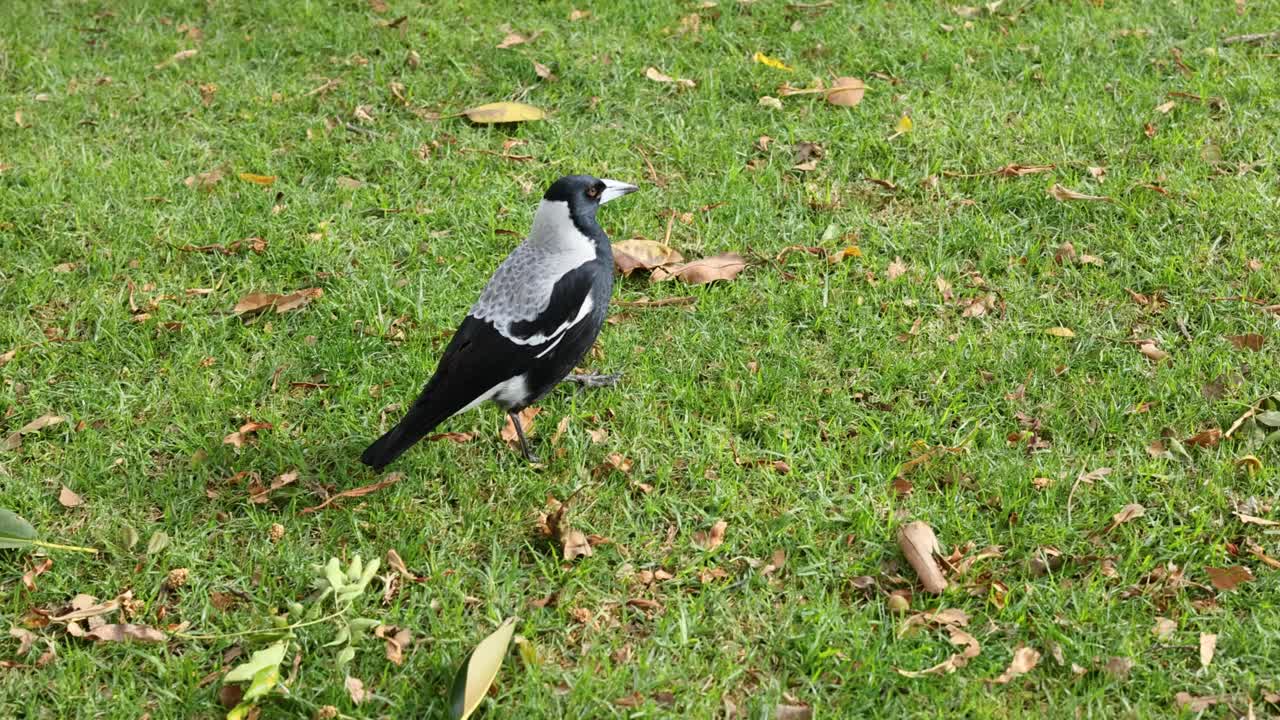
[360,174,638,469]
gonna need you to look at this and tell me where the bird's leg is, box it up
[563,372,622,389]
[508,410,540,463]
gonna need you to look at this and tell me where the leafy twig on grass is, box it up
[300,472,404,514]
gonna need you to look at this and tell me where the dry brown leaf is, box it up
[1048,184,1111,202]
[1152,617,1177,640]
[9,627,36,655]
[1197,632,1218,668]
[497,32,531,49]
[1227,333,1265,352]
[995,163,1055,177]
[427,431,475,444]
[825,77,865,107]
[155,49,198,69]
[532,60,556,81]
[886,257,908,280]
[183,167,224,190]
[375,625,412,665]
[569,9,591,20]
[232,288,322,316]
[1155,100,1176,114]
[774,704,813,720]
[1102,656,1134,679]
[644,66,695,89]
[386,549,423,582]
[587,428,608,444]
[58,485,84,508]
[612,239,684,275]
[300,472,404,514]
[551,416,570,446]
[248,470,298,504]
[1087,165,1107,182]
[651,254,747,285]
[1234,511,1280,527]
[989,646,1040,684]
[21,558,53,592]
[1206,565,1253,591]
[1174,693,1227,713]
[1103,503,1145,533]
[693,519,728,551]
[1138,342,1170,362]
[896,626,981,677]
[562,529,594,561]
[1185,428,1221,448]
[897,521,947,593]
[5,414,66,451]
[222,420,272,448]
[345,676,367,705]
[86,624,166,643]
[500,407,541,449]
[0,348,15,367]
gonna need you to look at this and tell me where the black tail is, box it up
[359,403,447,470]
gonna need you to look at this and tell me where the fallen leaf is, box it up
[1199,633,1217,667]
[693,520,728,551]
[9,627,36,655]
[651,254,747,285]
[612,239,683,275]
[462,101,546,124]
[5,414,66,451]
[1103,503,1145,533]
[1088,166,1107,182]
[496,32,530,49]
[891,114,913,137]
[995,164,1055,177]
[752,52,794,71]
[1184,428,1221,448]
[345,676,367,705]
[238,172,276,186]
[644,67,695,89]
[1155,100,1176,114]
[897,626,980,677]
[450,618,517,720]
[222,420,272,448]
[562,529,593,561]
[428,431,475,444]
[300,472,404,514]
[336,176,364,190]
[1206,565,1253,591]
[825,77,866,107]
[569,9,591,21]
[21,558,52,591]
[774,704,813,720]
[86,624,166,643]
[500,407,541,449]
[1227,333,1265,352]
[897,521,947,593]
[1048,184,1111,202]
[58,485,84,508]
[1234,511,1280,527]
[274,288,323,313]
[0,349,15,366]
[989,646,1040,684]
[248,470,298,504]
[1138,342,1170,362]
[183,167,224,190]
[1151,617,1176,640]
[887,257,908,280]
[758,96,783,110]
[1045,327,1075,338]
[1175,693,1226,713]
[232,288,322,316]
[375,625,412,666]
[532,60,556,81]
[155,49,198,69]
[1102,656,1134,679]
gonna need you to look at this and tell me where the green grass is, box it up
[3,0,1280,717]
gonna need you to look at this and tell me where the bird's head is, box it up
[543,174,638,216]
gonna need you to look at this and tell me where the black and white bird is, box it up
[360,174,638,469]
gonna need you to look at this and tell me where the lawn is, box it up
[2,0,1279,717]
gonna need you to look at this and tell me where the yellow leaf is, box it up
[238,172,276,186]
[1045,327,1075,338]
[450,618,517,720]
[752,52,793,71]
[462,101,546,124]
[895,114,914,134]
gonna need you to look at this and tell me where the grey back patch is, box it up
[471,200,596,329]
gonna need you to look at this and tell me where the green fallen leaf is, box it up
[224,641,287,684]
[0,509,37,549]
[450,618,518,720]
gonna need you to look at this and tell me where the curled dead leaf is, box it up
[693,520,727,551]
[86,624,167,643]
[1048,184,1111,202]
[1205,565,1253,591]
[1199,632,1217,667]
[645,67,695,89]
[612,239,683,276]
[58,485,84,508]
[825,76,865,107]
[650,254,747,285]
[897,521,947,593]
[989,646,1040,684]
[500,407,541,449]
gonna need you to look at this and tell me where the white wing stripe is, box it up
[497,294,594,347]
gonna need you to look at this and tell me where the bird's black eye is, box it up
[586,184,602,199]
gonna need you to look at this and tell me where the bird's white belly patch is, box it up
[451,374,529,418]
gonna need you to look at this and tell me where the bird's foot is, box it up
[564,372,622,389]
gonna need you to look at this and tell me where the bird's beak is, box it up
[599,179,639,204]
